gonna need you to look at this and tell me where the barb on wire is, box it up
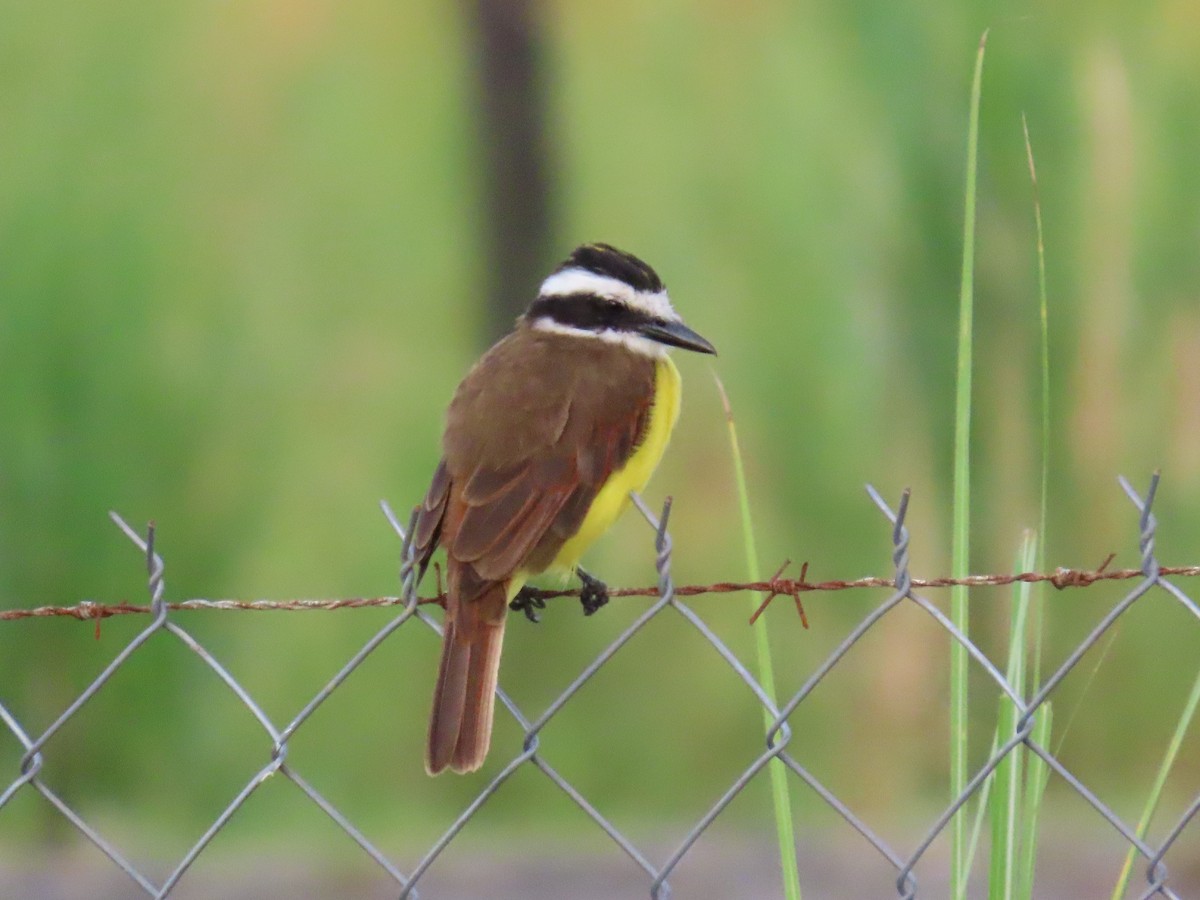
[747,559,811,628]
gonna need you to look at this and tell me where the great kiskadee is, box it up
[413,243,716,775]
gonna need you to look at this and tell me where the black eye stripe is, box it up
[526,293,651,333]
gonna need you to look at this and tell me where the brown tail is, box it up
[426,582,507,775]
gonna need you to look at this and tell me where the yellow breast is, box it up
[512,355,681,593]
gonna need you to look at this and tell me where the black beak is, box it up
[639,319,717,355]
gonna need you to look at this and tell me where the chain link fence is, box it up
[3,474,1199,898]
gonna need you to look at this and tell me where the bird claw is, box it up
[510,587,547,623]
[576,567,610,616]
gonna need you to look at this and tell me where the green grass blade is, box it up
[964,733,997,878]
[714,373,801,900]
[1111,667,1200,899]
[964,532,1035,879]
[989,694,1021,898]
[988,531,1037,899]
[950,28,989,898]
[1016,703,1053,899]
[1016,112,1053,900]
[1023,112,1051,692]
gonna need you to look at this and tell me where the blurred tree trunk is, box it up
[465,0,557,344]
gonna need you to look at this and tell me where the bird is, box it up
[413,242,716,775]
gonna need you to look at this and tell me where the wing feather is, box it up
[452,476,541,562]
[461,463,527,506]
[427,329,656,582]
[414,458,451,579]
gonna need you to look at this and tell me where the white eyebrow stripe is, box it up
[538,267,678,321]
[539,268,634,300]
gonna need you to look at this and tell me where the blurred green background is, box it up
[3,0,1200,892]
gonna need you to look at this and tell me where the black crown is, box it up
[558,243,664,294]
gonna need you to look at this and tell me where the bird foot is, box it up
[577,567,610,616]
[510,587,547,623]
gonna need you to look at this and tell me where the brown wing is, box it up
[433,327,655,588]
[413,458,450,582]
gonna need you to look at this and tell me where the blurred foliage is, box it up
[3,0,1200,865]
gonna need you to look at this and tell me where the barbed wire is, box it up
[5,555,1197,623]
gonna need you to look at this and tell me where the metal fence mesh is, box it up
[3,473,1199,899]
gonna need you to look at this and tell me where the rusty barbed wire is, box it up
[4,559,1196,623]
